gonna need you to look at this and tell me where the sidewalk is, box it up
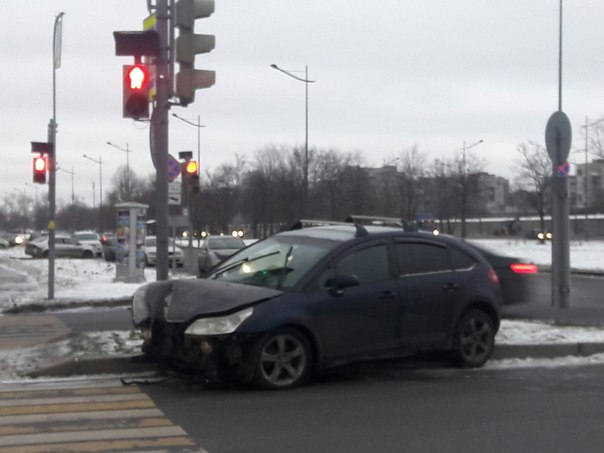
[3,305,604,380]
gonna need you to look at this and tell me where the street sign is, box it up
[558,161,570,177]
[167,154,181,182]
[168,180,181,205]
[545,111,572,165]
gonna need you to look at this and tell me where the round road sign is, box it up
[545,111,572,165]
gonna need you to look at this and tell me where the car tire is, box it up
[452,309,495,368]
[252,328,312,390]
[82,250,93,258]
[42,250,49,259]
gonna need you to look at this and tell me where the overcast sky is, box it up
[2,0,604,207]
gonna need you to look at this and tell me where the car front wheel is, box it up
[252,329,312,390]
[453,309,495,368]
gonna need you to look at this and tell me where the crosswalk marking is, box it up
[0,379,204,453]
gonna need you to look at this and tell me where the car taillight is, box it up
[487,267,499,284]
[510,263,538,274]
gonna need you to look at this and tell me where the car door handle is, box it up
[443,283,459,292]
[380,290,396,299]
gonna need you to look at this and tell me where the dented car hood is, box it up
[134,278,283,324]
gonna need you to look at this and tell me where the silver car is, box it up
[144,236,184,267]
[25,234,96,259]
[197,236,246,273]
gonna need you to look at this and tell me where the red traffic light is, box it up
[185,160,198,174]
[123,64,150,119]
[33,156,47,184]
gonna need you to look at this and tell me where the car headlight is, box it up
[132,285,150,325]
[185,307,254,336]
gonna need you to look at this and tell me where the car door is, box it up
[307,241,401,360]
[394,240,463,347]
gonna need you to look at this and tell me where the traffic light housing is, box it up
[174,0,216,105]
[123,64,151,119]
[181,160,200,201]
[33,155,47,184]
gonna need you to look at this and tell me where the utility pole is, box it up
[152,0,171,280]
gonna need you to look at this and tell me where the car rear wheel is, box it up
[453,309,495,368]
[252,329,312,390]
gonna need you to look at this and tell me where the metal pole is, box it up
[152,0,170,281]
[48,12,64,300]
[304,65,309,218]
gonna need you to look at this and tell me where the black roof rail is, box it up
[345,215,404,228]
[289,219,368,237]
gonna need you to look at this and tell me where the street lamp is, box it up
[82,154,103,231]
[106,141,132,199]
[458,139,484,238]
[172,113,205,167]
[270,63,315,216]
[57,166,75,205]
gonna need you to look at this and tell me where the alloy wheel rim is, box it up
[260,334,307,387]
[460,317,492,361]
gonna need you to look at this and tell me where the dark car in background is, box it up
[467,241,538,305]
[197,236,246,274]
[132,224,502,389]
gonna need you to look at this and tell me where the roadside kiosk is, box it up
[114,202,147,283]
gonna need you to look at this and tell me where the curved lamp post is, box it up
[270,64,315,217]
[458,139,484,238]
[82,154,103,231]
[106,141,132,200]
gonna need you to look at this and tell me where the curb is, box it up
[26,354,159,378]
[492,342,604,360]
[25,343,604,379]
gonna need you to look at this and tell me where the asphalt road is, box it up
[141,361,604,453]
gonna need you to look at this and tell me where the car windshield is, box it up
[208,237,246,250]
[208,236,337,290]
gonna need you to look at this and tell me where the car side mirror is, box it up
[326,274,361,295]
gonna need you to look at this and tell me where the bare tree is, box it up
[397,146,427,221]
[515,141,551,230]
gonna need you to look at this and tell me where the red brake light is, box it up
[510,263,538,274]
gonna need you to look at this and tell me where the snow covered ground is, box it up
[1,238,604,381]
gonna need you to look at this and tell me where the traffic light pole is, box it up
[152,0,171,281]
[47,12,64,300]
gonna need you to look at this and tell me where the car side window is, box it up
[396,242,451,276]
[319,244,390,289]
[449,246,477,271]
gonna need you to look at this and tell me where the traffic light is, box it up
[123,64,150,119]
[33,155,47,184]
[174,0,216,106]
[181,160,200,201]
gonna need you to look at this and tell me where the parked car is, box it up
[132,224,502,389]
[467,241,538,305]
[144,236,184,267]
[197,236,246,274]
[101,232,117,261]
[0,236,9,249]
[25,234,96,259]
[73,231,103,257]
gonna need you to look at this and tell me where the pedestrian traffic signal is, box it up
[33,156,47,184]
[123,64,150,119]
